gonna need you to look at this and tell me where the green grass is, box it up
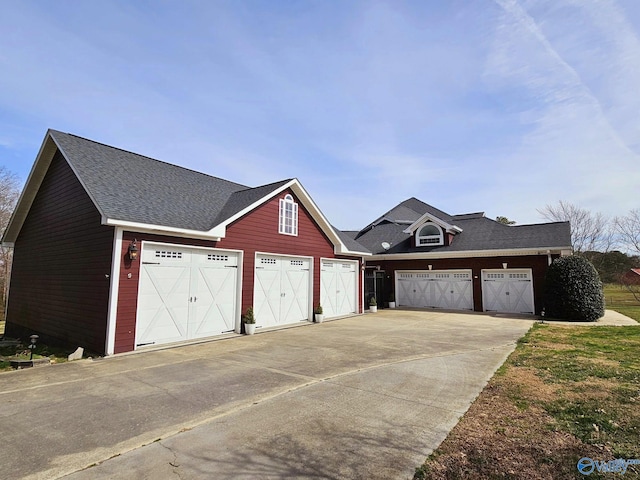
[0,342,76,372]
[417,323,640,478]
[604,283,640,321]
[510,324,640,458]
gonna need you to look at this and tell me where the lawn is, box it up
[604,283,640,322]
[415,323,640,479]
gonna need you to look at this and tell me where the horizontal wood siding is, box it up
[369,255,556,314]
[113,189,355,352]
[217,189,336,313]
[114,232,218,353]
[5,151,114,354]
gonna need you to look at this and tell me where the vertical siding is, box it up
[5,151,114,354]
[370,255,554,314]
[112,189,360,353]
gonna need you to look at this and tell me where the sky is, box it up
[1,0,639,230]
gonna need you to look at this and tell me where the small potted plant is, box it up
[243,307,256,335]
[314,305,324,323]
[388,292,396,309]
[369,296,377,313]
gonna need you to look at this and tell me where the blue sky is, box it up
[1,0,639,230]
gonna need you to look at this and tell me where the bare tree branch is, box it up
[0,167,21,318]
[538,200,613,254]
[614,209,640,256]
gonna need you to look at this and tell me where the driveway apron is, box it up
[0,310,533,480]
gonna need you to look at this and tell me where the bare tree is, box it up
[614,209,640,255]
[538,200,613,254]
[0,167,21,318]
[614,209,640,301]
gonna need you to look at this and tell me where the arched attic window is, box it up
[416,223,443,246]
[279,194,298,236]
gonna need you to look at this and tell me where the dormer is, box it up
[403,212,463,248]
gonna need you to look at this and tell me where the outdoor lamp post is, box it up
[29,335,39,360]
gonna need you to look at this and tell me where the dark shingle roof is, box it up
[353,199,571,254]
[333,228,370,254]
[50,130,287,231]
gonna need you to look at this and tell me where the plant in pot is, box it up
[243,307,256,335]
[314,305,324,323]
[388,292,396,309]
[369,296,377,313]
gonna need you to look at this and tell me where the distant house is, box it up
[346,198,572,315]
[622,268,640,285]
[2,130,367,355]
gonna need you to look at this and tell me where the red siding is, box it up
[5,151,114,354]
[113,189,360,353]
[369,255,558,314]
[217,190,336,313]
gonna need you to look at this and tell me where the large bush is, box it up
[543,256,605,321]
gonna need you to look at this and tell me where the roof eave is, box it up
[366,246,573,261]
[209,179,358,256]
[104,218,222,242]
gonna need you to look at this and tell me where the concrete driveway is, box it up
[0,310,533,480]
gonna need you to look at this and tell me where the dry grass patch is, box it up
[416,324,640,479]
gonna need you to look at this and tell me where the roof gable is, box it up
[3,130,365,256]
[352,197,572,255]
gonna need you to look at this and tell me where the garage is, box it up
[253,254,312,328]
[482,269,535,314]
[320,259,359,318]
[136,243,241,348]
[396,270,473,310]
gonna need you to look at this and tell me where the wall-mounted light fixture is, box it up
[502,263,508,269]
[128,239,139,261]
[428,264,433,270]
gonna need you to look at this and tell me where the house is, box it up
[2,130,368,355]
[350,198,572,315]
[622,268,640,285]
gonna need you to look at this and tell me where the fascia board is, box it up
[2,132,59,244]
[208,178,352,254]
[403,211,460,235]
[209,180,297,236]
[367,246,572,261]
[104,218,221,241]
[50,131,108,220]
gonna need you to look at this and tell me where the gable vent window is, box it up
[417,223,444,246]
[279,194,298,236]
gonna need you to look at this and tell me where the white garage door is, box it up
[254,254,311,329]
[320,259,358,318]
[482,269,535,314]
[136,244,239,348]
[396,270,473,310]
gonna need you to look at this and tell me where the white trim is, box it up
[104,219,222,241]
[367,246,572,261]
[416,223,444,246]
[254,251,314,323]
[481,268,535,314]
[135,241,244,349]
[403,211,462,235]
[278,194,298,236]
[394,268,474,310]
[320,257,359,318]
[105,227,123,355]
